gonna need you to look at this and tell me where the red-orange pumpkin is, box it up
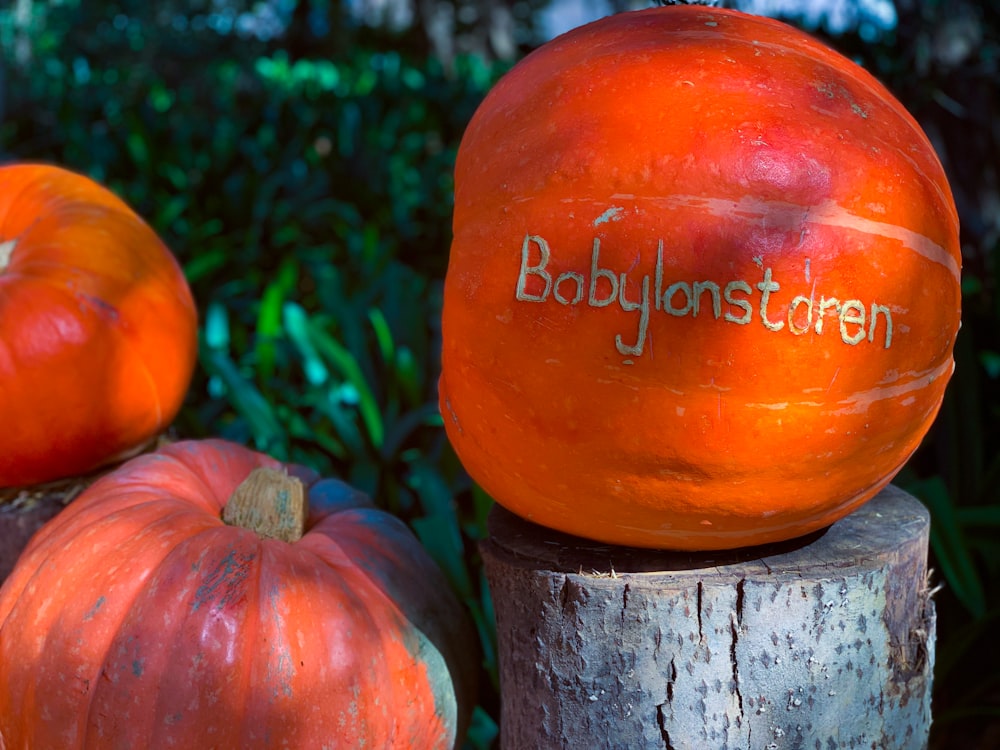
[440,7,961,549]
[0,439,477,748]
[0,164,198,487]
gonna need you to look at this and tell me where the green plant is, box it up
[1,1,996,747]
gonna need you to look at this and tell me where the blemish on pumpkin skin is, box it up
[75,292,120,322]
[82,595,106,621]
[191,549,254,612]
[264,586,296,699]
[593,206,624,226]
[442,395,462,434]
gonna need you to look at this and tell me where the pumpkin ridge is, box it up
[298,535,454,746]
[79,526,263,745]
[300,507,471,744]
[119,333,165,428]
[0,176,44,255]
[13,498,209,579]
[0,509,217,746]
[158,440,287,514]
[231,535,264,748]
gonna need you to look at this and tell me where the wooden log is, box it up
[481,485,936,750]
[0,437,169,585]
[0,487,77,584]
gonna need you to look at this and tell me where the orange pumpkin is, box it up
[439,7,961,549]
[0,439,477,748]
[0,164,198,487]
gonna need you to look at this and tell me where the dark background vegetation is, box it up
[1,0,996,746]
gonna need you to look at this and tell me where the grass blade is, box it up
[910,476,986,618]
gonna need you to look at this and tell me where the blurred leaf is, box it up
[316,390,366,457]
[200,345,286,457]
[955,506,1000,526]
[960,274,982,296]
[912,476,986,618]
[284,301,330,386]
[396,346,422,406]
[126,130,150,170]
[980,350,1000,379]
[463,706,499,750]
[369,307,395,371]
[411,514,472,600]
[466,484,495,541]
[155,194,187,231]
[204,301,230,350]
[309,322,385,450]
[408,458,457,520]
[183,248,228,283]
[381,402,441,460]
[408,459,472,598]
[474,566,498,689]
[255,284,285,383]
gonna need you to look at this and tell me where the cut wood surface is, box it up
[481,485,935,750]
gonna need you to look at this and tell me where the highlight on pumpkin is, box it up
[0,239,15,270]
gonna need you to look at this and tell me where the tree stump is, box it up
[0,438,169,585]
[481,485,936,750]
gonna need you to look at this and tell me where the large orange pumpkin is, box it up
[0,163,198,487]
[0,439,477,748]
[440,7,961,549]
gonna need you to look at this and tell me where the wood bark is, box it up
[0,438,169,585]
[0,489,72,584]
[481,485,935,749]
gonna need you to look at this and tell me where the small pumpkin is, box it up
[0,163,198,488]
[439,7,961,549]
[0,439,478,748]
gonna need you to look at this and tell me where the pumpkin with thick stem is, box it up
[0,439,478,749]
[0,163,197,488]
[440,6,961,549]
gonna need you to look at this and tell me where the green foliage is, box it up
[1,2,506,743]
[2,1,998,747]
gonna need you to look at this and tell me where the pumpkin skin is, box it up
[0,439,478,749]
[440,7,961,549]
[0,164,198,488]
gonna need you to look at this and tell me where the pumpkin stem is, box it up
[0,239,16,271]
[223,467,308,542]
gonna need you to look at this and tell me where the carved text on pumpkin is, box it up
[514,234,894,359]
